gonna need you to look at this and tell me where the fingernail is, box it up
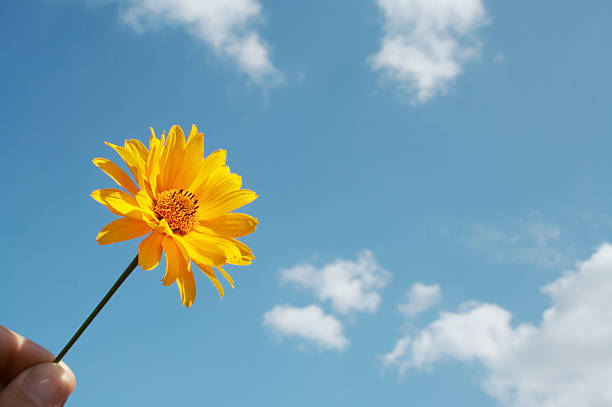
[20,363,73,407]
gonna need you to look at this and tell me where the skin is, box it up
[0,326,76,406]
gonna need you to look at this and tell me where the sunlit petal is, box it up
[96,217,151,245]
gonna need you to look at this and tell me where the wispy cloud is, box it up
[262,304,349,351]
[281,250,391,314]
[369,0,488,103]
[104,0,282,84]
[465,214,572,270]
[383,244,612,407]
[398,283,441,317]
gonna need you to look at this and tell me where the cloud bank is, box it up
[383,244,612,407]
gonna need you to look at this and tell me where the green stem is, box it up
[54,254,139,363]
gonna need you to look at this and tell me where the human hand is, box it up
[0,326,76,406]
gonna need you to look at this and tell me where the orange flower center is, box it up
[152,189,199,235]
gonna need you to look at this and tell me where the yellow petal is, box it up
[91,189,145,219]
[155,218,174,236]
[148,130,166,195]
[226,238,255,265]
[125,139,149,163]
[200,149,226,174]
[182,230,241,266]
[145,141,161,197]
[194,166,242,200]
[105,142,146,189]
[174,126,204,190]
[92,158,140,195]
[199,213,258,237]
[194,262,224,299]
[138,231,164,270]
[188,124,198,138]
[158,125,186,191]
[96,217,151,245]
[197,189,258,220]
[134,191,157,226]
[149,127,159,148]
[216,266,234,288]
[176,265,197,308]
[187,149,227,192]
[161,235,187,286]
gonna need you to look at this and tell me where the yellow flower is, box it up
[91,124,258,307]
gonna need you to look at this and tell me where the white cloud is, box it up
[111,0,281,84]
[262,304,349,351]
[398,283,441,317]
[281,250,391,314]
[382,336,411,366]
[369,0,488,103]
[383,244,612,407]
[466,215,572,270]
[384,302,531,371]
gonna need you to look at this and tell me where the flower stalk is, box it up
[54,254,139,363]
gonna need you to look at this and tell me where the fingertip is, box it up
[18,363,76,406]
[57,362,76,393]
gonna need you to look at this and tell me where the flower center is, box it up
[152,189,199,235]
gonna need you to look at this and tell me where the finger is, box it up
[0,326,55,384]
[0,362,76,407]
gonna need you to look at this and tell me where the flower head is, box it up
[92,124,258,307]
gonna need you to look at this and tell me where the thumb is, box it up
[0,362,76,407]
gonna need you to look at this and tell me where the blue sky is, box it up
[2,0,612,406]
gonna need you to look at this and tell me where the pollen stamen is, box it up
[152,189,199,235]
